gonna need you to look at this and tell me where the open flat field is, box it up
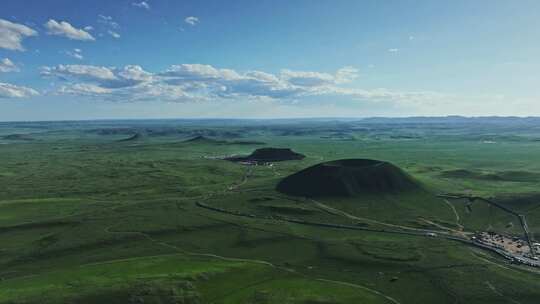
[2,118,540,303]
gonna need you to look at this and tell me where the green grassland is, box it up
[1,119,540,303]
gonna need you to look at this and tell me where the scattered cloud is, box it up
[132,1,150,9]
[280,70,335,87]
[335,66,359,83]
[59,83,113,96]
[45,19,95,41]
[39,62,434,105]
[184,16,199,26]
[408,36,415,41]
[65,48,83,60]
[328,87,446,104]
[107,30,121,39]
[38,63,451,109]
[84,26,94,31]
[98,15,119,29]
[96,15,121,39]
[280,66,358,87]
[0,82,39,98]
[160,64,240,80]
[0,18,38,51]
[388,48,399,53]
[0,58,19,72]
[41,64,153,89]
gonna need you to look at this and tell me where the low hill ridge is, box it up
[117,133,143,142]
[3,134,35,141]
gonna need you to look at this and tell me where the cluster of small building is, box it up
[473,232,530,254]
[203,154,275,166]
[237,160,274,166]
[472,231,540,267]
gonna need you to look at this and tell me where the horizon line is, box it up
[2,115,540,124]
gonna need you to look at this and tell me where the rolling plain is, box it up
[1,117,540,303]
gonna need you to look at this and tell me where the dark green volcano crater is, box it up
[276,159,420,197]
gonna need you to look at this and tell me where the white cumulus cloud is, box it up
[41,63,364,102]
[281,66,359,87]
[0,82,39,98]
[0,18,38,51]
[45,19,95,41]
[132,1,150,9]
[0,58,19,72]
[65,49,83,60]
[335,66,359,83]
[59,83,113,96]
[41,63,442,106]
[280,70,335,87]
[107,30,121,39]
[41,64,117,82]
[98,15,119,29]
[161,64,240,81]
[41,64,153,89]
[184,16,199,26]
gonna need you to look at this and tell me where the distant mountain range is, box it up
[359,116,540,124]
[2,116,540,126]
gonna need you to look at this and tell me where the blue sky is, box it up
[0,0,539,121]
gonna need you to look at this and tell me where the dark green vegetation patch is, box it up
[227,147,305,162]
[440,169,540,182]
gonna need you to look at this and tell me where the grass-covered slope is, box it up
[3,119,540,303]
[0,253,391,304]
[277,159,420,197]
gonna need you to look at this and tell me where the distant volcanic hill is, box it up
[276,159,419,197]
[2,134,35,141]
[184,135,265,146]
[183,135,229,144]
[117,133,143,142]
[227,148,305,163]
[184,135,214,143]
